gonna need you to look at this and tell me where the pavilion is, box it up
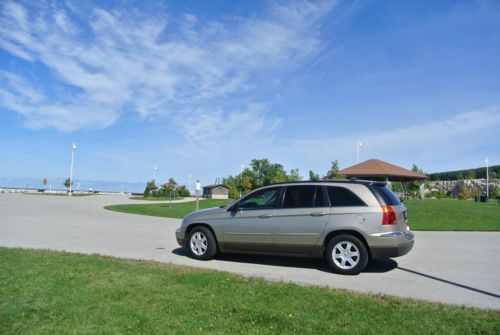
[339,159,427,199]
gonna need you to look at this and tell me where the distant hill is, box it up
[428,165,500,181]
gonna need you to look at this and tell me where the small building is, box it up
[202,184,229,199]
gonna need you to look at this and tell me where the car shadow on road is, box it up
[171,247,398,274]
[397,266,500,299]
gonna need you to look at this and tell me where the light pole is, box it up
[485,158,489,199]
[69,143,77,196]
[356,139,363,163]
[153,166,157,181]
[239,164,245,198]
[188,174,192,195]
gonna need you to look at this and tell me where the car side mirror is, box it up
[229,202,240,212]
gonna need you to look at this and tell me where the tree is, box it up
[63,178,73,189]
[457,185,470,200]
[143,180,157,197]
[249,158,288,187]
[177,185,190,197]
[287,168,302,182]
[309,170,320,181]
[435,187,446,199]
[161,178,178,197]
[324,160,344,180]
[491,185,500,199]
[467,169,476,180]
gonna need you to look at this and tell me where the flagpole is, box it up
[486,158,489,199]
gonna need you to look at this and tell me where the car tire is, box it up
[326,234,368,275]
[186,226,217,260]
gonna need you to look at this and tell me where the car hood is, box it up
[183,206,227,222]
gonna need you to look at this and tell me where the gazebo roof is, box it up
[339,159,427,181]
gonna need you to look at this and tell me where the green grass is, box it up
[1,248,498,334]
[105,199,232,219]
[129,196,184,201]
[405,199,500,231]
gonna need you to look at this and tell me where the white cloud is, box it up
[0,1,335,134]
[266,107,500,173]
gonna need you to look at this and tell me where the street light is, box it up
[356,139,363,163]
[69,143,77,196]
[485,158,489,198]
[153,166,157,181]
[239,164,245,198]
[188,174,192,195]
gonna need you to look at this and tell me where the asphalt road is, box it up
[1,193,499,310]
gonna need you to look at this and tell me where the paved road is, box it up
[1,193,499,310]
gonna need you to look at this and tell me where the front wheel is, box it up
[326,235,368,275]
[186,226,217,260]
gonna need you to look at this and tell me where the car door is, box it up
[222,186,283,253]
[273,185,331,254]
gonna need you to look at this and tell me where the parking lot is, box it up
[0,193,499,310]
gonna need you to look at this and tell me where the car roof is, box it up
[262,179,387,187]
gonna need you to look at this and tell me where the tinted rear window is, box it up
[371,185,401,205]
[327,186,366,207]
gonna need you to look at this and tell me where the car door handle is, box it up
[310,212,326,217]
[259,214,273,218]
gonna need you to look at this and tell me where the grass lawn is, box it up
[129,196,184,201]
[1,248,498,334]
[404,199,500,231]
[105,198,232,219]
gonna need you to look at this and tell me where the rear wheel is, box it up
[326,234,368,275]
[186,226,217,260]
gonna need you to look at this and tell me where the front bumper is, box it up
[175,227,184,247]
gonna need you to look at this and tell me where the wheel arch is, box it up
[185,223,220,251]
[322,229,371,259]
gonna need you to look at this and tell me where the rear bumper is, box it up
[368,230,414,259]
[370,240,414,259]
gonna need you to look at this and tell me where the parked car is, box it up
[175,180,414,275]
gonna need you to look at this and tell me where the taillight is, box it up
[381,205,397,225]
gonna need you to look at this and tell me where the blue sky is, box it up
[1,0,499,191]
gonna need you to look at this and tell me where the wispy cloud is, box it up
[0,1,335,133]
[269,107,500,172]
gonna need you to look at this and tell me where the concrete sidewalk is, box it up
[1,193,499,310]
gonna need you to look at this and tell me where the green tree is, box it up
[408,164,425,198]
[287,168,302,182]
[143,180,157,197]
[161,178,178,197]
[250,158,288,187]
[467,169,476,180]
[457,185,470,200]
[309,170,320,181]
[435,187,446,199]
[490,185,500,199]
[177,185,190,197]
[63,178,73,189]
[324,160,344,180]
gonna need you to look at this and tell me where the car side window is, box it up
[239,187,281,210]
[327,186,367,207]
[314,186,329,207]
[283,186,317,208]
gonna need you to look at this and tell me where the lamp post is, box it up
[153,166,157,181]
[188,174,192,195]
[69,143,77,196]
[239,164,245,198]
[356,139,363,163]
[485,158,489,199]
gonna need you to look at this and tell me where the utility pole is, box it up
[69,143,77,196]
[486,158,489,199]
[356,139,363,163]
[195,180,201,211]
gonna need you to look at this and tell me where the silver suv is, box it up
[175,180,414,274]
